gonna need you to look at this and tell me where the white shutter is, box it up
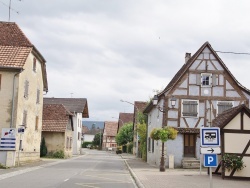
[212,74,217,86]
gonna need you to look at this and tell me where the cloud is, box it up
[1,0,250,121]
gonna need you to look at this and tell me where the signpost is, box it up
[200,127,221,188]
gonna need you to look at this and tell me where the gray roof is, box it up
[44,98,89,118]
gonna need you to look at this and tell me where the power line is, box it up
[215,51,250,56]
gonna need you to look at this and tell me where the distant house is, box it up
[117,113,133,132]
[0,22,48,167]
[44,98,89,155]
[82,126,102,143]
[42,104,74,158]
[102,121,118,150]
[144,42,250,168]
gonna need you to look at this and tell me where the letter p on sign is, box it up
[204,154,218,167]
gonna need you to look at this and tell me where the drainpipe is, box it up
[10,69,23,128]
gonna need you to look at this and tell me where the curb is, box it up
[121,155,145,188]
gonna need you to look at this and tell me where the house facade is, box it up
[102,121,118,150]
[0,22,48,166]
[42,104,74,158]
[44,98,89,155]
[144,42,250,168]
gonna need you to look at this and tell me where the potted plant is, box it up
[222,154,246,171]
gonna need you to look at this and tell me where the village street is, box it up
[0,149,136,188]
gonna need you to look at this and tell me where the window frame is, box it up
[24,80,29,99]
[181,99,199,118]
[201,73,212,87]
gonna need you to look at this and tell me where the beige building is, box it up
[0,22,48,166]
[42,104,74,158]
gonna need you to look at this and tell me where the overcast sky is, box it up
[1,0,250,122]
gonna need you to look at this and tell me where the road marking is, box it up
[64,178,69,182]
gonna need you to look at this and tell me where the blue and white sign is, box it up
[0,128,16,150]
[200,127,220,147]
[204,154,218,167]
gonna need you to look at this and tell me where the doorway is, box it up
[184,134,196,157]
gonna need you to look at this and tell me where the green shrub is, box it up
[222,154,246,171]
[52,150,65,158]
[128,142,133,154]
[82,141,92,148]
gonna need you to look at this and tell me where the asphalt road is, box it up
[0,149,136,188]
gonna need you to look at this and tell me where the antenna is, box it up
[6,0,21,21]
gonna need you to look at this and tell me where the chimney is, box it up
[185,53,191,64]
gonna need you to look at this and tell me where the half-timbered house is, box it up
[144,42,250,168]
[212,104,250,179]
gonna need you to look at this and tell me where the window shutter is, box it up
[36,89,40,104]
[212,74,217,86]
[35,116,39,130]
[196,74,201,85]
[182,100,198,116]
[24,80,29,98]
[217,102,233,114]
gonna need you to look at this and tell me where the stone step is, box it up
[182,158,200,169]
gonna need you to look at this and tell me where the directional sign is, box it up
[204,154,218,167]
[200,147,221,154]
[200,127,220,147]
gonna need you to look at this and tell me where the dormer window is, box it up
[201,73,212,87]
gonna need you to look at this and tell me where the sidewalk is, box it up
[121,153,250,188]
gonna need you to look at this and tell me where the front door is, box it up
[184,134,196,157]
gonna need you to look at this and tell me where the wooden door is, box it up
[184,134,196,157]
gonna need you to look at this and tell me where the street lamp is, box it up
[152,95,176,172]
[120,99,140,157]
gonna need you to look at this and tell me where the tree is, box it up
[115,123,133,146]
[40,137,47,157]
[92,132,103,149]
[150,126,178,172]
[137,122,147,161]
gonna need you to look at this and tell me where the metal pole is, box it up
[210,167,212,188]
[160,142,165,172]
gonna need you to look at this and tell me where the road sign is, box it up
[204,154,218,167]
[0,128,16,150]
[200,127,220,147]
[200,147,221,154]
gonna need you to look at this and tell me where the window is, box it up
[24,80,29,98]
[36,89,40,104]
[70,137,72,149]
[201,73,212,87]
[33,57,36,72]
[197,73,217,87]
[152,139,154,153]
[0,74,1,90]
[217,101,233,115]
[22,110,27,127]
[148,137,151,152]
[66,137,69,149]
[78,132,81,140]
[182,100,199,117]
[35,116,39,130]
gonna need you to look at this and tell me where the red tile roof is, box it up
[42,104,73,132]
[0,22,48,91]
[103,121,118,137]
[118,113,133,131]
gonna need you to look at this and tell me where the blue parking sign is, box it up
[204,154,218,167]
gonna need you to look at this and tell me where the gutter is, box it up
[10,69,23,128]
